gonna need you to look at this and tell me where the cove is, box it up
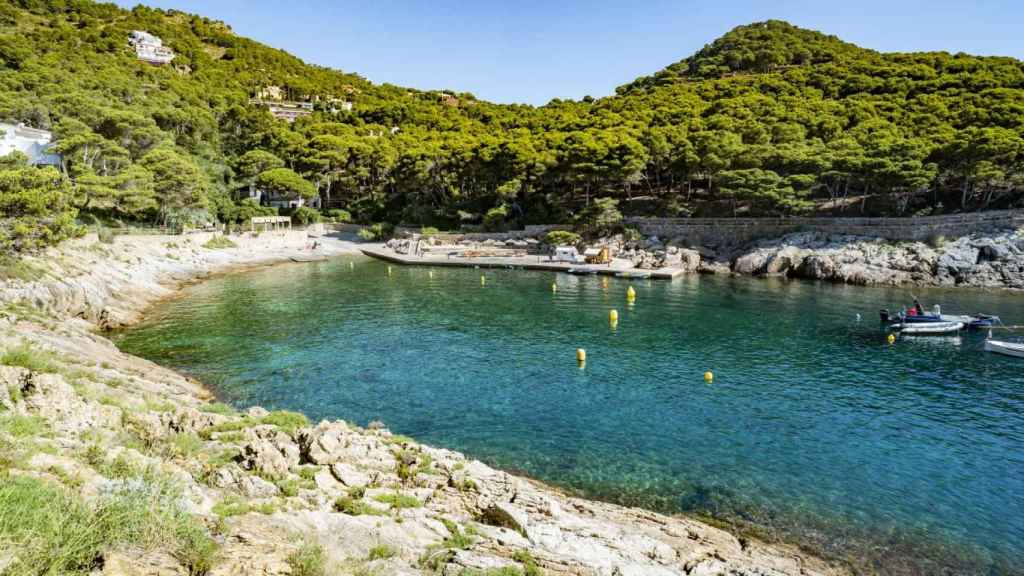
[112,257,1024,574]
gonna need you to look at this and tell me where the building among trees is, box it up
[128,30,174,65]
[0,123,61,166]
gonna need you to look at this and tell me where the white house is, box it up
[0,123,61,166]
[129,30,174,65]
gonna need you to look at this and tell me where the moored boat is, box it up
[893,321,964,335]
[985,338,1024,358]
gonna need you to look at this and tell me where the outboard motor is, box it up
[879,309,891,323]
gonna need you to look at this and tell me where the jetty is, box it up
[360,246,686,279]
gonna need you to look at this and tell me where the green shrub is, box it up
[357,222,393,242]
[574,197,622,237]
[325,209,351,223]
[373,492,421,509]
[0,473,217,576]
[543,230,580,247]
[291,206,321,225]
[0,166,83,253]
[1,342,58,373]
[167,433,203,459]
[97,226,117,244]
[0,257,47,282]
[261,410,309,434]
[512,550,541,576]
[333,495,384,517]
[200,402,237,416]
[367,543,397,561]
[420,226,440,237]
[483,204,509,232]
[212,495,251,518]
[286,540,326,576]
[0,414,47,438]
[202,235,237,249]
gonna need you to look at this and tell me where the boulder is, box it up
[732,250,772,275]
[239,428,300,479]
[298,421,350,465]
[330,462,370,488]
[796,254,837,280]
[239,473,280,498]
[677,249,701,272]
[240,439,291,479]
[765,247,804,275]
[480,502,529,538]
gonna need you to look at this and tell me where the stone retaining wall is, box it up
[624,210,1024,245]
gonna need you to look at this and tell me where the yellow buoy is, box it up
[609,309,619,323]
[349,261,354,270]
[576,348,587,363]
[387,265,392,276]
[887,333,896,345]
[480,275,486,286]
[626,286,636,301]
[428,270,434,279]
[704,371,714,383]
[551,282,557,293]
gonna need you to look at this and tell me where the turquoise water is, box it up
[113,258,1024,574]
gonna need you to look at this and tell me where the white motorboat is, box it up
[893,321,964,335]
[985,338,1024,358]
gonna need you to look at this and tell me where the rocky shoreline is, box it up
[389,225,1024,289]
[719,228,1024,288]
[0,231,847,575]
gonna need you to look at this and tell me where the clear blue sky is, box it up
[112,0,1023,105]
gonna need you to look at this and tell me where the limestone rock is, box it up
[298,421,350,465]
[101,550,186,576]
[330,462,370,488]
[480,502,530,538]
[240,429,299,479]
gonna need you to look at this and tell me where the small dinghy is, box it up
[984,334,1024,358]
[894,321,964,335]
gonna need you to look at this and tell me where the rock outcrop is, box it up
[715,228,1024,288]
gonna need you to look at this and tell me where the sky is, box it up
[111,0,1024,105]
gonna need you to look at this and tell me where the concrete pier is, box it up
[359,247,685,279]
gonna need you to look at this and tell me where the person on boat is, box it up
[907,305,918,317]
[913,298,925,316]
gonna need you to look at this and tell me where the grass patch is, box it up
[286,540,326,576]
[167,433,204,459]
[367,543,397,561]
[212,495,251,518]
[512,550,541,576]
[333,495,385,517]
[202,235,237,250]
[0,414,47,438]
[1,342,58,373]
[0,257,47,282]
[260,410,309,434]
[0,472,217,576]
[200,410,309,440]
[200,402,236,416]
[373,492,422,510]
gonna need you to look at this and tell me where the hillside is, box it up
[1,1,1023,253]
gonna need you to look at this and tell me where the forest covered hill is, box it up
[1,0,1023,251]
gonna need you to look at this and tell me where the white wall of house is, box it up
[0,123,61,166]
